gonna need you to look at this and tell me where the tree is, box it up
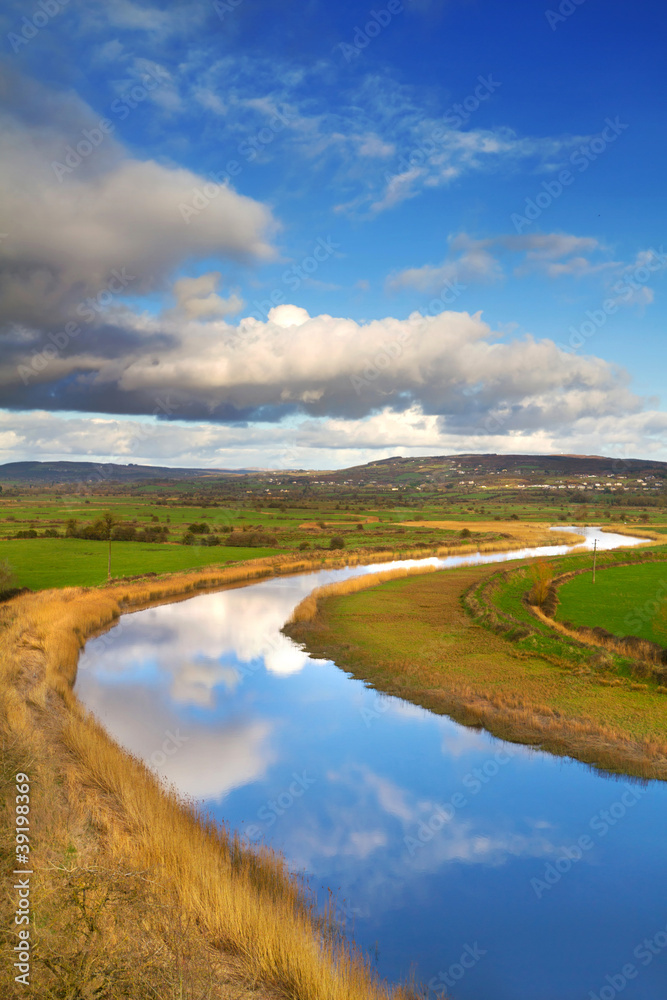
[528,559,553,607]
[101,512,115,581]
[0,559,15,594]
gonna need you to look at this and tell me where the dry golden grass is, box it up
[601,524,663,542]
[0,563,423,1000]
[399,519,584,548]
[289,565,440,624]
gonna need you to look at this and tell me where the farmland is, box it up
[555,561,667,644]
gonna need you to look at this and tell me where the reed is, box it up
[0,567,423,1000]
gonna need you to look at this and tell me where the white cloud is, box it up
[3,403,667,470]
[387,231,659,291]
[0,77,277,330]
[166,273,244,321]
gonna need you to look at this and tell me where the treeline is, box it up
[182,526,278,547]
[65,518,170,542]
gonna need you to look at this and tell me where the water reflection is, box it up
[76,527,667,999]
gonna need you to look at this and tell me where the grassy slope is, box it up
[555,561,667,643]
[0,538,279,589]
[0,564,419,1000]
[286,565,667,779]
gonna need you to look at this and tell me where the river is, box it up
[75,526,667,999]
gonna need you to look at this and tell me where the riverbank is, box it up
[0,526,612,996]
[1,554,435,1000]
[284,559,667,781]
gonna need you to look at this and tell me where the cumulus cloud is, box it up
[1,302,645,431]
[0,72,277,331]
[3,401,667,470]
[166,273,244,321]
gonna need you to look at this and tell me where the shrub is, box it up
[225,531,277,547]
[0,559,16,592]
[15,529,38,539]
[298,541,310,550]
[528,559,554,607]
[188,523,210,534]
[43,528,60,538]
[181,532,196,545]
[356,523,364,530]
[112,525,137,541]
[329,535,345,550]
[460,528,471,538]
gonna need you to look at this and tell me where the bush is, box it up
[329,535,345,550]
[205,535,220,546]
[43,528,60,538]
[225,531,277,547]
[299,541,310,550]
[188,523,210,534]
[181,532,196,545]
[528,559,553,607]
[112,525,137,541]
[15,529,38,538]
[460,528,471,538]
[0,559,16,591]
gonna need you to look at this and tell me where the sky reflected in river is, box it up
[76,528,667,999]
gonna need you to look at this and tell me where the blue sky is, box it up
[0,0,665,469]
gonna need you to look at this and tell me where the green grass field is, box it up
[555,562,667,643]
[0,538,279,590]
[285,564,667,775]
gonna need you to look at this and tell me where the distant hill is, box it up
[318,453,667,484]
[0,461,250,483]
[1,453,666,485]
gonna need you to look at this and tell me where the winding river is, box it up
[76,527,667,999]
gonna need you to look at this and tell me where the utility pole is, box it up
[102,511,114,582]
[592,537,597,584]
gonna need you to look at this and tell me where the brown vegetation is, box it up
[0,563,424,1000]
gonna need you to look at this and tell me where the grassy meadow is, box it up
[555,561,667,643]
[3,471,667,996]
[0,537,280,590]
[285,545,667,780]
